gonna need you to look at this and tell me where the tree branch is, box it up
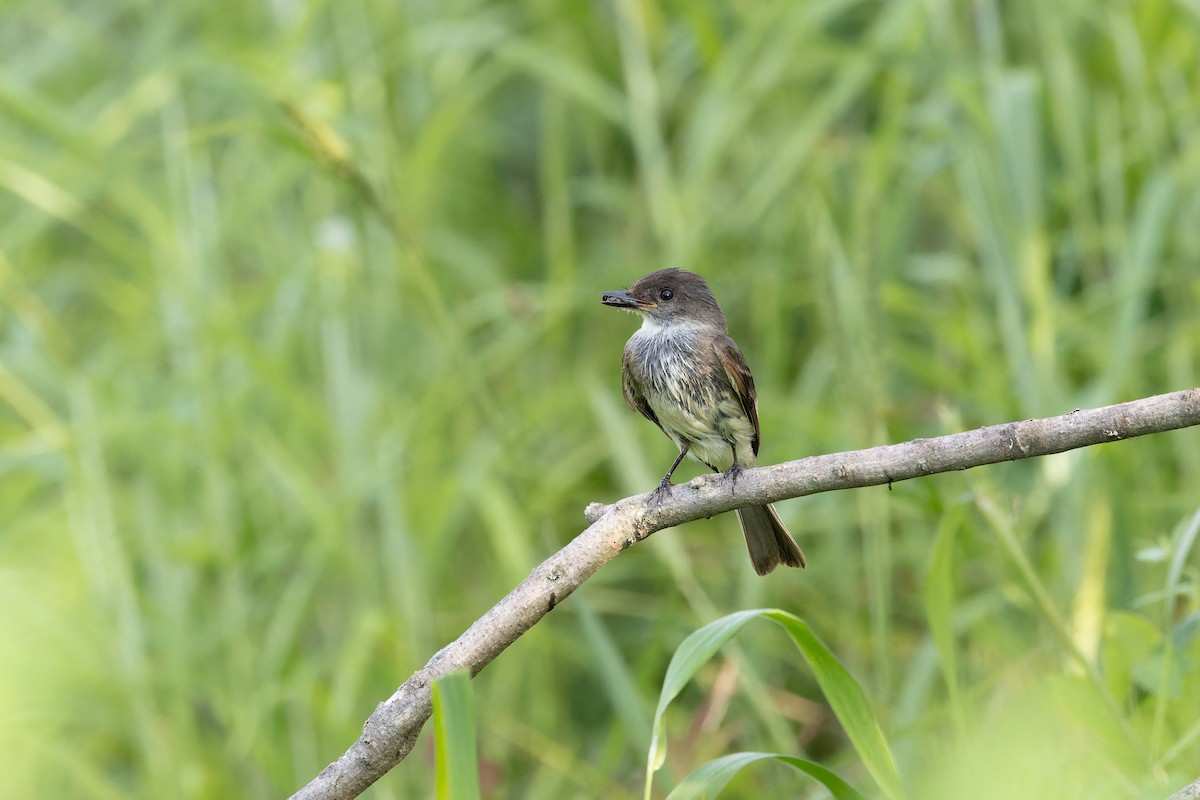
[1168,776,1200,800]
[289,388,1200,800]
[1171,777,1200,800]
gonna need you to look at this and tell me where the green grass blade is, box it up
[647,609,763,785]
[923,504,965,726]
[433,671,482,800]
[646,609,906,800]
[764,611,908,800]
[665,751,868,800]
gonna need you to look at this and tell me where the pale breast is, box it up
[625,325,757,471]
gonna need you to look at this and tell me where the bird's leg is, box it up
[724,442,743,493]
[649,443,690,506]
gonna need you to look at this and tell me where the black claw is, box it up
[648,480,674,506]
[726,462,743,493]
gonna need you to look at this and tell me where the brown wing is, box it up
[621,346,665,434]
[712,334,760,455]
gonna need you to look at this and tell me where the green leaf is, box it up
[764,611,907,800]
[923,504,965,720]
[433,671,482,800]
[1101,611,1162,702]
[648,609,764,777]
[645,609,907,800]
[665,751,867,800]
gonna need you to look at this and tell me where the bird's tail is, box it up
[735,504,806,576]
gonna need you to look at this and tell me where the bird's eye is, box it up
[660,289,674,301]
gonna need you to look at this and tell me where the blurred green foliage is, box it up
[434,671,483,800]
[1,0,1198,797]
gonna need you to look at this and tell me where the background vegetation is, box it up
[2,0,1198,797]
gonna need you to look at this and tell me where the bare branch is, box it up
[289,388,1200,800]
[1168,776,1200,800]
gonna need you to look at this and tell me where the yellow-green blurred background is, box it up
[2,0,1199,797]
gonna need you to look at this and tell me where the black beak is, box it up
[601,290,645,309]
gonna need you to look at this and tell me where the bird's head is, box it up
[600,268,726,330]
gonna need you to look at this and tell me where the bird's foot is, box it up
[725,462,743,493]
[648,479,674,506]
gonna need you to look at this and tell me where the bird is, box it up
[600,268,805,575]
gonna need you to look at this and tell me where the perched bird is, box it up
[601,268,805,575]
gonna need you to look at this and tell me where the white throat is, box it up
[636,315,709,336]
